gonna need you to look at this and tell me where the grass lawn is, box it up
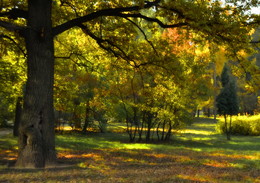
[0,118,259,183]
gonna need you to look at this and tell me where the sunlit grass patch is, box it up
[181,129,215,135]
[56,133,151,152]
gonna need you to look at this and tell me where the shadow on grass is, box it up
[56,132,132,151]
[0,118,259,182]
[1,147,253,183]
[0,166,102,183]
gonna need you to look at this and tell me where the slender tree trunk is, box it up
[146,126,151,142]
[82,101,91,133]
[73,109,81,129]
[213,62,217,122]
[13,97,22,137]
[15,0,56,168]
[145,113,153,142]
[224,114,228,140]
[165,122,172,141]
[161,120,166,141]
[137,112,144,142]
[156,122,161,141]
[228,115,232,140]
[207,108,210,117]
[224,114,231,140]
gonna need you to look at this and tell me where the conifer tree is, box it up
[216,63,239,140]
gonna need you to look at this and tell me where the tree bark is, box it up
[213,62,217,122]
[82,101,91,133]
[145,112,153,142]
[13,97,22,137]
[224,114,231,141]
[15,0,56,168]
[228,116,232,140]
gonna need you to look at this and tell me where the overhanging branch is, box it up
[55,52,92,68]
[0,20,25,32]
[117,13,188,28]
[0,8,28,20]
[123,17,158,56]
[53,0,161,36]
[250,41,260,44]
[78,23,131,61]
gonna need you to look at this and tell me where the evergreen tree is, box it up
[220,63,230,87]
[216,63,239,140]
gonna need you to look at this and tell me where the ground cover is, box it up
[0,118,259,182]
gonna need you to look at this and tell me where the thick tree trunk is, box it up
[15,0,56,168]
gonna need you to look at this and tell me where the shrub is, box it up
[216,115,260,136]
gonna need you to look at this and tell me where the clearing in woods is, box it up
[0,117,259,182]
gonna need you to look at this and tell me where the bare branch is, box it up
[59,1,80,17]
[0,34,27,57]
[123,17,159,56]
[78,23,131,61]
[55,53,91,68]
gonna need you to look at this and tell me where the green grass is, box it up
[175,118,260,154]
[0,117,259,183]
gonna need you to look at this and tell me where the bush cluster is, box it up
[216,115,260,136]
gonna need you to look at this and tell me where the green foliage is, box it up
[0,45,26,126]
[216,64,239,116]
[216,115,260,136]
[220,63,230,87]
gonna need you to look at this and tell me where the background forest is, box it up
[1,20,260,141]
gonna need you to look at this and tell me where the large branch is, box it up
[0,20,25,32]
[53,0,161,36]
[0,8,28,19]
[117,13,188,28]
